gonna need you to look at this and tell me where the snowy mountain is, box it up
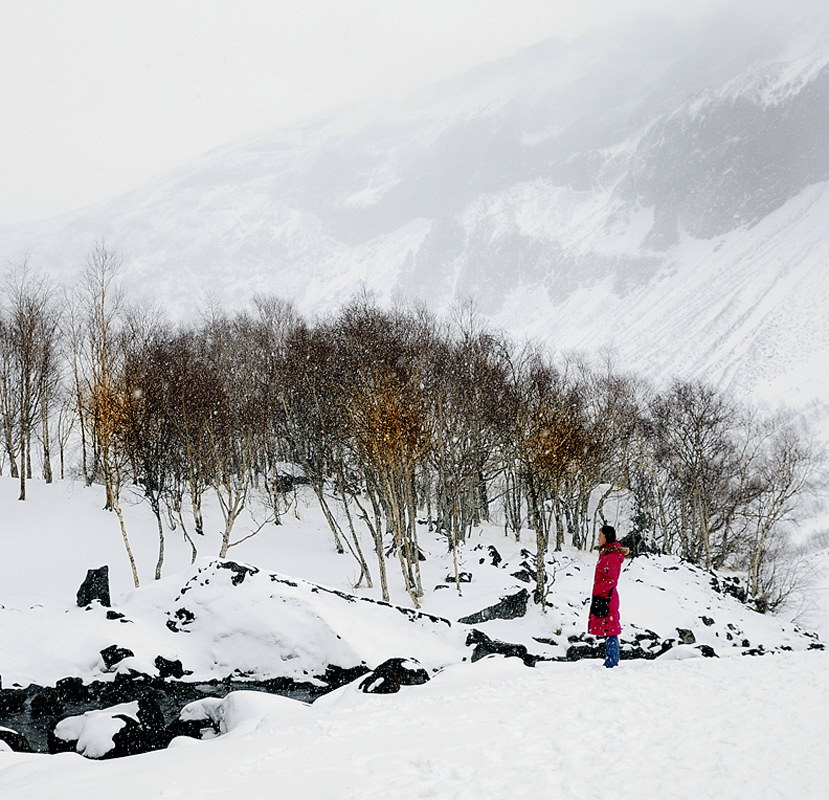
[2,7,829,415]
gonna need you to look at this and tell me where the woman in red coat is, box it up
[588,524,628,668]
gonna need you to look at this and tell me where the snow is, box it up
[0,472,826,797]
[1,654,827,798]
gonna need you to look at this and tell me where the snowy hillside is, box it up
[0,475,827,796]
[2,10,829,425]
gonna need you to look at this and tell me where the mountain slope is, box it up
[2,7,829,414]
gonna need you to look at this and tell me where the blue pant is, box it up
[604,636,620,668]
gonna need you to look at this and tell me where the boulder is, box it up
[76,566,111,608]
[155,656,186,680]
[445,572,472,584]
[676,628,696,645]
[49,696,168,759]
[458,589,529,624]
[166,716,220,741]
[564,643,603,662]
[487,545,503,567]
[358,658,430,694]
[466,629,534,665]
[100,645,135,670]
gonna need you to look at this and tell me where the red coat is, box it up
[588,542,627,637]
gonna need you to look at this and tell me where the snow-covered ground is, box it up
[0,475,827,797]
[1,653,826,799]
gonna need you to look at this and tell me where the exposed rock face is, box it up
[76,566,111,608]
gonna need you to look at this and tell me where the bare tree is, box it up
[80,242,140,587]
[3,260,61,499]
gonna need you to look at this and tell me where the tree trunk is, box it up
[18,429,26,501]
[152,499,165,581]
[114,495,140,588]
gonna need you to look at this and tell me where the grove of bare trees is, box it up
[0,245,823,612]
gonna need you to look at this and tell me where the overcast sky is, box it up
[0,0,734,227]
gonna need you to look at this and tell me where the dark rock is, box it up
[47,725,76,755]
[55,677,88,704]
[31,688,65,718]
[49,696,169,759]
[271,473,310,493]
[510,569,533,583]
[634,630,660,643]
[696,645,718,658]
[0,688,27,715]
[709,574,749,604]
[676,628,696,645]
[700,616,715,626]
[458,589,529,624]
[532,637,558,646]
[317,664,371,692]
[155,656,186,680]
[487,545,502,567]
[619,532,656,557]
[565,643,603,662]
[358,658,430,694]
[619,646,652,661]
[166,717,219,742]
[106,611,126,621]
[216,561,259,586]
[166,607,196,632]
[100,645,135,670]
[809,642,825,650]
[445,572,472,584]
[742,639,751,648]
[0,728,32,753]
[466,629,534,665]
[76,566,111,608]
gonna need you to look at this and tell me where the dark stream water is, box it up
[0,677,316,754]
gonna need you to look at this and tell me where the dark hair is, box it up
[599,524,617,543]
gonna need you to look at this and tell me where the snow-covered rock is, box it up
[49,697,166,759]
[159,559,470,683]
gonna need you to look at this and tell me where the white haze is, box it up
[2,0,732,227]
